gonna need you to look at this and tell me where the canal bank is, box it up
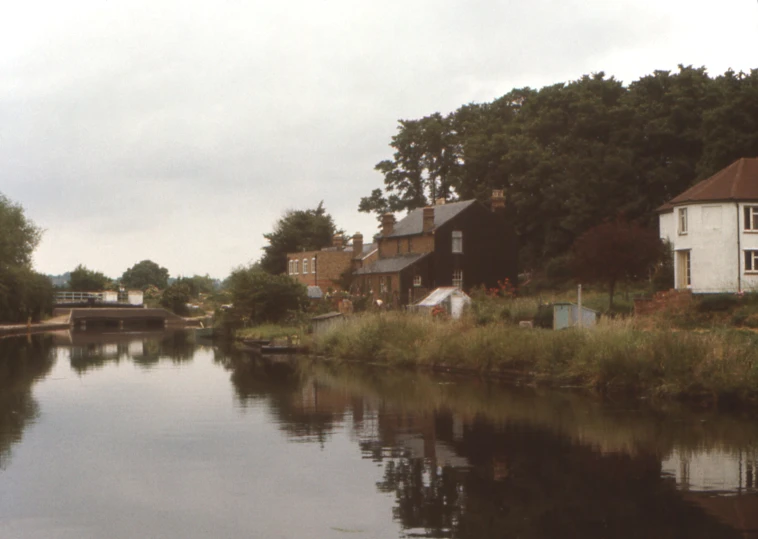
[311,312,758,408]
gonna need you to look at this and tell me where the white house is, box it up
[659,158,758,293]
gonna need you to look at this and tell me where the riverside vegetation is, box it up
[309,290,758,408]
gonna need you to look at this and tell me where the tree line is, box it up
[360,65,758,269]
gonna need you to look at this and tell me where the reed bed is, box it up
[314,312,758,403]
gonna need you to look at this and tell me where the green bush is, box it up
[533,304,554,328]
[697,294,739,313]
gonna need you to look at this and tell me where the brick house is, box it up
[286,234,377,292]
[353,190,518,306]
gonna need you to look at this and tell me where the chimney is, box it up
[435,197,446,205]
[332,234,344,249]
[381,213,395,237]
[491,189,506,211]
[423,207,435,232]
[352,233,363,256]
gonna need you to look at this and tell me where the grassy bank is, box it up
[314,312,758,405]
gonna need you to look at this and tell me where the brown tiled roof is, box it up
[658,158,758,212]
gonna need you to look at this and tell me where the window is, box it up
[452,231,463,253]
[745,206,758,231]
[288,260,293,275]
[452,270,463,289]
[678,208,688,235]
[294,260,299,274]
[303,258,308,274]
[312,257,316,274]
[746,250,758,272]
[413,275,422,287]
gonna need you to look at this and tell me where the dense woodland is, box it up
[360,66,758,269]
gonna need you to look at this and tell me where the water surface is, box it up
[0,331,756,538]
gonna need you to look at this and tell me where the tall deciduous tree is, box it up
[0,193,42,270]
[361,66,758,271]
[226,265,307,324]
[260,202,338,275]
[120,260,170,290]
[572,218,663,309]
[0,192,52,322]
[69,265,111,291]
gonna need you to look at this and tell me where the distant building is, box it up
[286,234,377,293]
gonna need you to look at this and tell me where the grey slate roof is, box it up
[388,200,477,237]
[354,253,429,275]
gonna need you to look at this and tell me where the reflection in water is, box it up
[222,356,758,538]
[53,329,199,373]
[0,335,55,469]
[1,335,757,538]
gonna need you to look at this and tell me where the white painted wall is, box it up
[127,290,144,306]
[660,203,741,293]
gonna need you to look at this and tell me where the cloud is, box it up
[1,0,756,277]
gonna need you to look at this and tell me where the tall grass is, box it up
[314,312,758,404]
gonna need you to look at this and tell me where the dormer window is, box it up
[745,206,758,231]
[678,208,688,235]
[452,231,463,253]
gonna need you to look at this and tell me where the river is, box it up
[0,330,756,538]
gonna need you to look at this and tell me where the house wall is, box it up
[286,250,354,291]
[433,204,517,291]
[378,234,434,258]
[660,203,740,293]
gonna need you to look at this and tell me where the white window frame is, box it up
[452,230,463,253]
[413,275,422,287]
[302,258,308,274]
[745,206,758,232]
[288,259,293,275]
[745,250,758,273]
[294,260,299,275]
[678,208,688,235]
[311,257,316,274]
[452,270,463,289]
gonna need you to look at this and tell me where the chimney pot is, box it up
[423,207,435,232]
[491,189,506,211]
[332,234,344,249]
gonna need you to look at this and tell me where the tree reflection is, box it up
[64,330,197,373]
[0,335,55,469]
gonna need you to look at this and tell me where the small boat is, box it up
[260,345,305,354]
[241,338,271,347]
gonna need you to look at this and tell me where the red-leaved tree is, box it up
[572,218,664,310]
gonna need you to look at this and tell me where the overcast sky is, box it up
[2,0,757,279]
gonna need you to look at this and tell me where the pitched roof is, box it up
[659,158,758,212]
[388,200,477,237]
[354,253,429,275]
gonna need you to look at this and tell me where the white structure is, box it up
[659,158,758,293]
[416,287,471,319]
[127,290,144,306]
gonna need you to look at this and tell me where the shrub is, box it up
[697,294,739,313]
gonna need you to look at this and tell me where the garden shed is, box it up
[416,287,471,319]
[553,302,598,330]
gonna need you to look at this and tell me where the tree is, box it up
[120,260,170,290]
[0,192,52,322]
[260,202,338,275]
[0,193,42,270]
[160,282,192,316]
[173,275,216,298]
[69,264,111,291]
[572,218,664,309]
[226,265,307,324]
